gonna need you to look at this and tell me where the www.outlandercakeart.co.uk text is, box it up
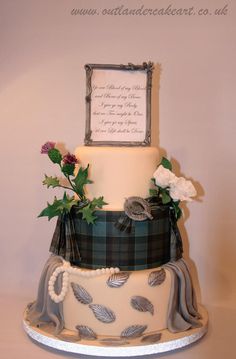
[71,4,229,17]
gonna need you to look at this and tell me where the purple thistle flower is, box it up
[41,141,56,154]
[63,153,78,165]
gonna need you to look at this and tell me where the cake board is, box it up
[23,305,208,357]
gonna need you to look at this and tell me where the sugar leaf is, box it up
[79,205,97,225]
[38,197,63,220]
[73,165,92,198]
[160,188,171,204]
[90,196,108,210]
[42,175,60,188]
[151,178,156,185]
[172,201,182,220]
[149,188,159,197]
[38,193,78,220]
[161,157,172,171]
[60,192,78,212]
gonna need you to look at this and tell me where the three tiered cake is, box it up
[23,63,208,356]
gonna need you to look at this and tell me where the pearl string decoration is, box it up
[48,263,120,303]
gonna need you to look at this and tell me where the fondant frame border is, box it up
[84,62,153,147]
[23,305,208,357]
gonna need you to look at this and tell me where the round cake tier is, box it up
[50,205,183,271]
[25,256,204,344]
[74,146,159,210]
[50,206,183,271]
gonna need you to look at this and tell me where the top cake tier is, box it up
[75,146,159,210]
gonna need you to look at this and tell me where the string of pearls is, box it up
[48,262,120,303]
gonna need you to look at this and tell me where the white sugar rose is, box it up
[153,165,177,188]
[169,177,197,202]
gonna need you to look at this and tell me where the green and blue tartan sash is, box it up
[50,204,183,271]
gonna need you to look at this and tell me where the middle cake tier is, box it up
[70,205,173,270]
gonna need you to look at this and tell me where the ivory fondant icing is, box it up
[62,266,171,337]
[26,256,203,341]
[75,146,159,210]
[24,63,207,354]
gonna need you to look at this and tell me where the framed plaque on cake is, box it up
[84,62,153,146]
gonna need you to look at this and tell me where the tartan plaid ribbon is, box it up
[169,208,183,261]
[50,212,81,263]
[49,205,183,271]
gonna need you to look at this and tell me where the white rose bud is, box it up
[153,165,177,188]
[169,177,197,202]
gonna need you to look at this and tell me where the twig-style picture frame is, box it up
[84,62,153,146]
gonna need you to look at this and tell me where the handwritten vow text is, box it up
[90,71,147,142]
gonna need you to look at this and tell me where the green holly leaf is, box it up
[48,148,62,164]
[90,196,108,210]
[161,157,172,171]
[76,197,107,224]
[60,192,78,212]
[38,197,63,220]
[72,165,93,198]
[79,204,97,224]
[62,163,75,176]
[160,188,171,204]
[38,193,78,220]
[42,174,60,188]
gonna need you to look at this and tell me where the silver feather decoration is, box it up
[56,332,80,342]
[106,272,130,288]
[130,296,154,315]
[76,325,97,340]
[141,333,162,343]
[89,304,116,323]
[148,269,166,287]
[71,282,93,305]
[121,325,147,338]
[99,338,129,346]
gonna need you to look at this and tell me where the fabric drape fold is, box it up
[165,258,202,333]
[26,255,64,334]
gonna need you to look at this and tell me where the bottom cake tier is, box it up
[26,255,203,340]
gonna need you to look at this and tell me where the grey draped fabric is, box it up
[26,255,64,335]
[165,258,202,333]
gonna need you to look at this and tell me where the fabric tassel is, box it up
[50,212,81,263]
